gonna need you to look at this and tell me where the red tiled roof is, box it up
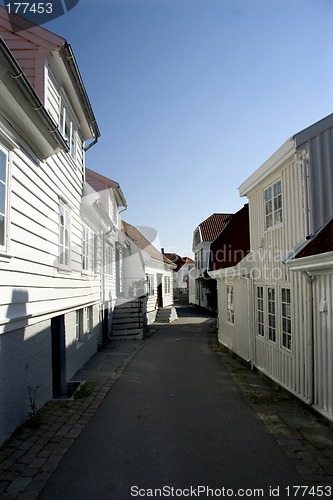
[85,168,127,207]
[199,213,233,242]
[209,205,250,270]
[296,219,333,258]
[164,254,195,272]
[122,221,175,267]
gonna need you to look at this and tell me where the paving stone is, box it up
[1,460,15,470]
[28,458,47,469]
[0,481,10,494]
[6,477,32,494]
[65,428,82,439]
[10,451,27,462]
[17,491,39,499]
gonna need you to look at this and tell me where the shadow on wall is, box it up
[0,289,52,445]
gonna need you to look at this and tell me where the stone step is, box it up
[112,317,142,325]
[115,299,143,307]
[112,322,142,331]
[111,329,144,340]
[155,306,178,323]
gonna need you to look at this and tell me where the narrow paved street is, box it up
[40,309,318,499]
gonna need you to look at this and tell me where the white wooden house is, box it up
[84,168,128,340]
[0,9,103,443]
[122,221,176,324]
[191,213,232,309]
[163,253,195,299]
[208,205,251,362]
[233,113,333,421]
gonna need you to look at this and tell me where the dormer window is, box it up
[59,95,78,160]
[46,65,82,165]
[264,180,282,229]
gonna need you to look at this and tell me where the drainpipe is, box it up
[84,137,98,152]
[304,271,314,406]
[296,151,312,238]
[246,275,255,370]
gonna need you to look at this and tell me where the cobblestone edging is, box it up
[0,342,145,500]
[209,328,333,486]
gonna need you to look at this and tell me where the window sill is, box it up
[58,267,71,275]
[76,340,84,350]
[0,252,11,263]
[265,222,283,233]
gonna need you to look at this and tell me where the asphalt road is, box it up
[40,311,313,499]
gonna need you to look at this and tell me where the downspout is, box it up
[247,275,255,370]
[296,151,311,238]
[304,271,314,406]
[84,137,98,152]
[62,42,100,150]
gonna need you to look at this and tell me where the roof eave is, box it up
[0,37,68,159]
[285,251,333,273]
[239,138,296,197]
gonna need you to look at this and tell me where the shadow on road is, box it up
[174,304,216,319]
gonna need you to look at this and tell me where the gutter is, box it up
[0,37,68,154]
[62,42,101,149]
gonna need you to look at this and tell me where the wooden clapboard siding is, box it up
[217,278,251,362]
[312,273,333,418]
[0,130,101,333]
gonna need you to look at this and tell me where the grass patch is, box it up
[74,382,95,399]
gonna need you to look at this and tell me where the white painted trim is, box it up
[239,138,296,197]
[286,251,333,272]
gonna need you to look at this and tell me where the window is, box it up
[195,252,199,269]
[59,95,78,160]
[281,288,292,350]
[59,203,70,268]
[86,306,93,336]
[257,286,265,337]
[267,287,276,342]
[76,309,84,343]
[0,148,8,251]
[265,180,282,229]
[146,274,155,296]
[164,276,171,294]
[105,243,114,275]
[82,224,95,273]
[226,284,234,324]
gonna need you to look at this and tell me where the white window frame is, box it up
[267,286,276,342]
[82,223,95,273]
[86,306,93,337]
[0,146,9,254]
[76,308,84,344]
[256,286,265,337]
[59,93,79,161]
[281,287,292,351]
[105,242,114,275]
[146,274,155,296]
[164,276,171,294]
[226,284,234,325]
[264,179,282,229]
[256,285,292,350]
[59,202,71,270]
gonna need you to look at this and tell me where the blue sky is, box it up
[36,1,333,255]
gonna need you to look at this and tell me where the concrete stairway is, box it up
[111,297,145,339]
[155,306,178,323]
